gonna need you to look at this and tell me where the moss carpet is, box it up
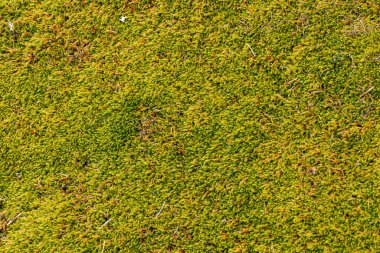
[1,0,379,252]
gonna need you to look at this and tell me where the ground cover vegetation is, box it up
[0,0,379,252]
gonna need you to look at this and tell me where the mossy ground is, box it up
[0,0,379,252]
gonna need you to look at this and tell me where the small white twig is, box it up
[246,44,256,56]
[99,218,111,230]
[154,201,166,218]
[7,213,22,226]
[8,21,14,31]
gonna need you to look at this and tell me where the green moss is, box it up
[1,0,379,252]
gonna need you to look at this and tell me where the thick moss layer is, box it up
[1,1,379,252]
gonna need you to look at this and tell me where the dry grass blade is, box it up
[6,213,22,226]
[99,219,111,230]
[246,44,256,56]
[154,202,166,218]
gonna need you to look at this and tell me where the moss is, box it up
[1,0,379,252]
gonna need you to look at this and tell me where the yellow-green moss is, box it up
[1,0,379,252]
